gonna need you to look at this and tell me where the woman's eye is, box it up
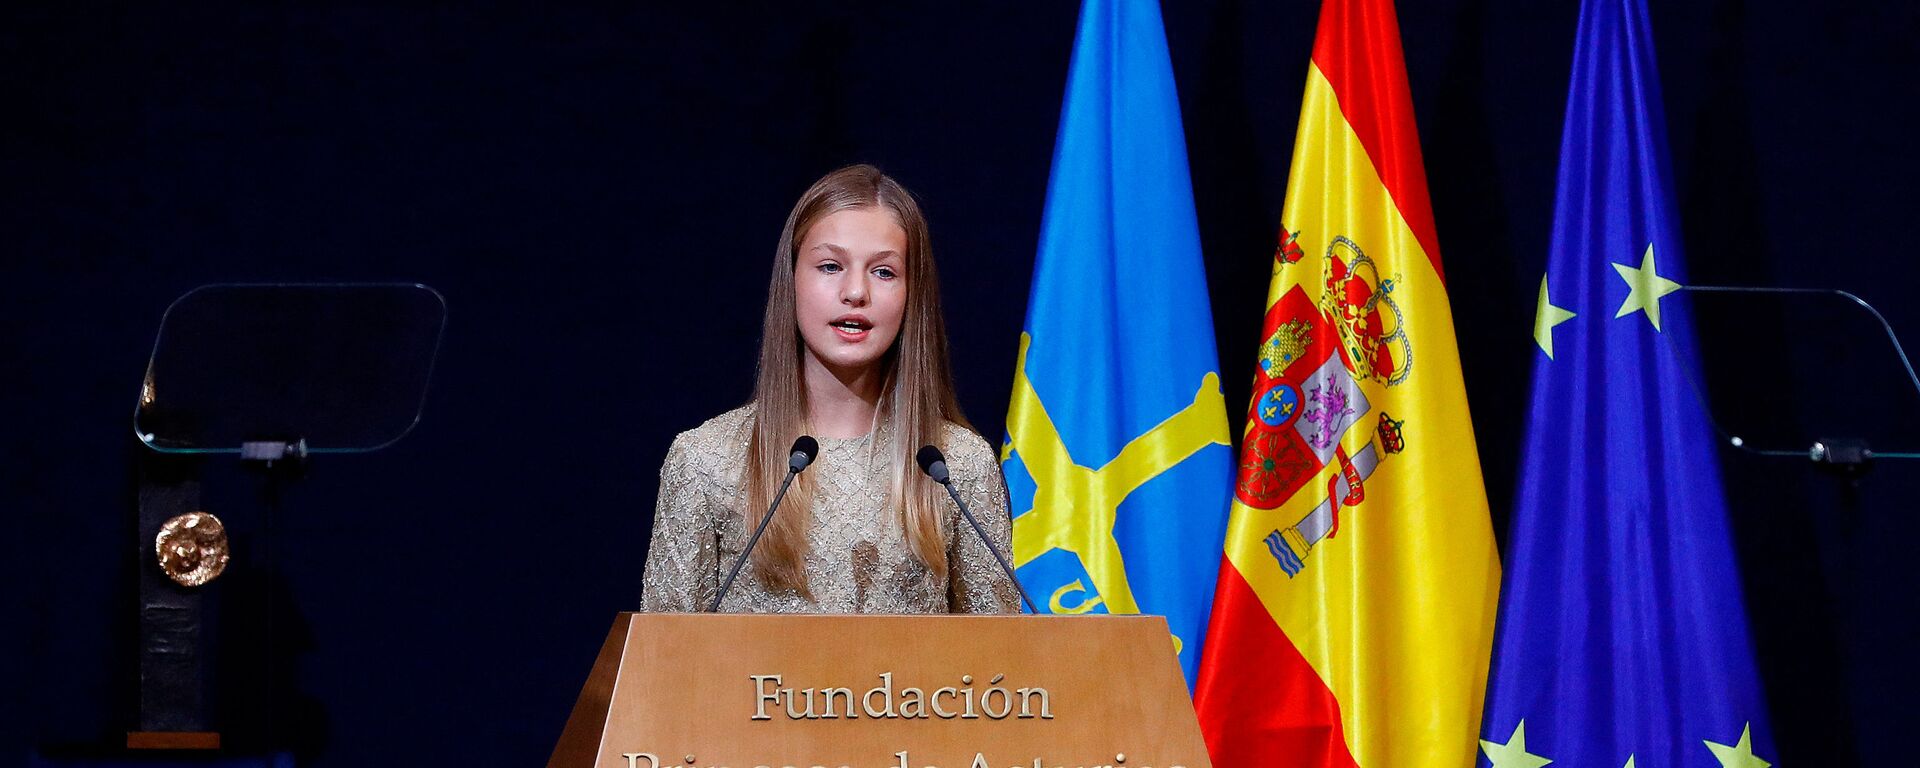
[873,266,898,280]
[817,262,842,274]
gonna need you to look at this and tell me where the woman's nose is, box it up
[841,274,868,305]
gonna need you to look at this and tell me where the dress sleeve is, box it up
[641,434,720,612]
[945,432,1023,614]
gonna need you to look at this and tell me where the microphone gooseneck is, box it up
[916,445,1040,614]
[708,435,816,612]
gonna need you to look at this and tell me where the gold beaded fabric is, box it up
[641,406,1021,614]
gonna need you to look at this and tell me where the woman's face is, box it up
[793,206,909,379]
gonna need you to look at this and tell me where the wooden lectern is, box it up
[550,613,1212,768]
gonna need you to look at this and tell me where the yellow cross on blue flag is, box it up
[1001,0,1234,688]
[1481,1,1775,765]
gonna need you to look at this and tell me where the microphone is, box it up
[788,436,820,472]
[916,445,1040,614]
[707,436,819,612]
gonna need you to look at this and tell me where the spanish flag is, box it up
[1193,1,1500,765]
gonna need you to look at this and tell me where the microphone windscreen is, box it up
[789,435,820,472]
[915,445,950,483]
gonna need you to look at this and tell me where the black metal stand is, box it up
[132,447,216,749]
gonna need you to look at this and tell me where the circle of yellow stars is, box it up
[1534,242,1685,359]
[1480,719,1771,767]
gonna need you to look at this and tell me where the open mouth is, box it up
[830,315,873,340]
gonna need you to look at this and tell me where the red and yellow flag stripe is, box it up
[1194,1,1500,766]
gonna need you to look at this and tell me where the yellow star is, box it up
[1480,720,1553,768]
[1705,723,1771,768]
[1623,756,1636,768]
[1612,243,1684,331]
[1533,273,1577,359]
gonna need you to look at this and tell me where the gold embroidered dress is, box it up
[640,406,1019,614]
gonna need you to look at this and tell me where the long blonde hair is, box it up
[744,164,971,598]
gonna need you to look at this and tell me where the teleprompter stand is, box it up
[129,283,445,753]
[1674,285,1920,475]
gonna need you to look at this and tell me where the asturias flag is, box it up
[1478,1,1776,766]
[1001,0,1234,688]
[1194,0,1501,764]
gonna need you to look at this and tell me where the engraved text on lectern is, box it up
[750,673,1053,721]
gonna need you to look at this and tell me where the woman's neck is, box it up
[802,352,885,439]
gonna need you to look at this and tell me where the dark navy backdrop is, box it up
[5,2,1915,765]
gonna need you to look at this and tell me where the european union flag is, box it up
[1480,1,1776,766]
[1001,0,1233,689]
